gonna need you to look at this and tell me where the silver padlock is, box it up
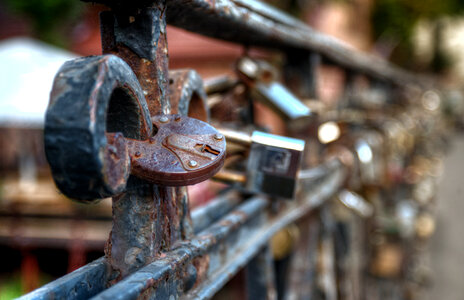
[336,189,373,218]
[353,131,385,186]
[237,57,312,129]
[215,128,305,199]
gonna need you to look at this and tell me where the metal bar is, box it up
[245,246,277,300]
[191,190,242,233]
[285,215,321,300]
[17,191,240,300]
[19,257,109,300]
[89,160,345,299]
[165,0,426,87]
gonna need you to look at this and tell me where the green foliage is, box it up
[373,0,464,41]
[372,0,464,71]
[0,274,22,299]
[4,0,84,46]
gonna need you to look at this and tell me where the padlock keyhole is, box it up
[196,144,220,156]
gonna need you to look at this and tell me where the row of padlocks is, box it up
[16,0,464,298]
[34,32,462,300]
[199,56,455,299]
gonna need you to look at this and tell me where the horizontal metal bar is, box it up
[166,0,426,87]
[91,160,345,299]
[17,190,242,300]
[19,257,110,300]
[19,161,344,300]
[191,190,242,233]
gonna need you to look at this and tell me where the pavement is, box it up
[425,136,464,300]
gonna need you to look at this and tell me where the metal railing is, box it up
[21,0,441,299]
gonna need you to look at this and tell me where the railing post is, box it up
[97,1,189,280]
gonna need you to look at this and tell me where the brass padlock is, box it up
[270,225,300,260]
[369,242,403,278]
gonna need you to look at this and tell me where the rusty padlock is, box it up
[45,55,225,201]
[112,114,226,186]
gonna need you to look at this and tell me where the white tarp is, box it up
[0,37,77,128]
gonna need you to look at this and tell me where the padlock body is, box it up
[246,131,305,199]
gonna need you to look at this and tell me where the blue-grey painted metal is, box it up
[19,257,109,300]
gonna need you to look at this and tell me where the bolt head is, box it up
[188,160,198,168]
[159,116,169,123]
[214,133,224,141]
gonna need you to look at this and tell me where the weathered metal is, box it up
[19,160,344,299]
[164,0,426,88]
[125,114,226,186]
[92,160,344,299]
[20,0,442,298]
[44,55,152,201]
[19,257,110,300]
[214,128,306,199]
[168,69,209,121]
[100,6,170,116]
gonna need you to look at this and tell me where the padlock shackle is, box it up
[218,128,253,146]
[45,55,152,201]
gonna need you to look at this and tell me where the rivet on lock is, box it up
[213,128,305,199]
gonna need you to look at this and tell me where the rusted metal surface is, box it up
[43,0,229,282]
[44,55,152,201]
[20,159,344,300]
[21,0,440,298]
[100,6,170,115]
[18,190,239,299]
[98,1,185,281]
[124,114,226,186]
[90,160,344,299]
[168,69,209,121]
[165,0,425,88]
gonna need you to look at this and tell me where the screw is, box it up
[214,133,224,141]
[188,160,198,168]
[174,115,181,122]
[159,116,169,123]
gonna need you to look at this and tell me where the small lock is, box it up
[353,131,385,186]
[270,224,300,260]
[369,243,403,278]
[45,55,225,201]
[236,57,312,128]
[214,128,305,199]
[119,114,226,186]
[336,190,373,218]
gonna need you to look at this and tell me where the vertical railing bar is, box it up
[245,246,277,300]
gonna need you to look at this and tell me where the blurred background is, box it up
[0,0,464,298]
